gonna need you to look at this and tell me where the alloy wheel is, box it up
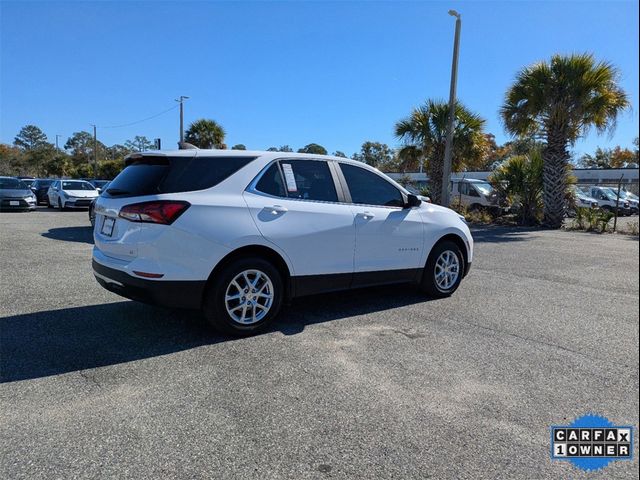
[224,269,274,325]
[434,250,460,291]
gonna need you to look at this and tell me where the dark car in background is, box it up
[88,181,110,226]
[0,176,37,211]
[30,178,55,205]
[17,176,36,188]
[89,179,111,194]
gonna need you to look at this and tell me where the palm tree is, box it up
[395,100,487,204]
[184,119,226,149]
[490,149,544,225]
[501,53,630,228]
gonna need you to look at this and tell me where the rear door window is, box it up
[278,160,338,202]
[105,155,256,197]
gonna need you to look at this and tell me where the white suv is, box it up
[92,150,473,335]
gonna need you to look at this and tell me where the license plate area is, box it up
[9,201,19,206]
[101,216,115,237]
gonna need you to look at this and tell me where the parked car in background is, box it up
[88,182,110,227]
[30,178,55,205]
[92,150,473,336]
[16,176,36,188]
[587,186,632,216]
[0,176,37,211]
[90,179,111,194]
[605,188,639,215]
[450,178,505,213]
[47,179,99,210]
[567,187,599,216]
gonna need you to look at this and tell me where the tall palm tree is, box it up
[501,53,629,228]
[184,119,226,149]
[395,100,487,204]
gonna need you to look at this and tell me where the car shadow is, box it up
[0,284,429,383]
[470,224,536,243]
[42,226,94,244]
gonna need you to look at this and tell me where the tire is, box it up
[89,205,95,227]
[421,240,465,298]
[203,257,283,336]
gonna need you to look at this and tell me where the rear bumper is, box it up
[92,259,205,310]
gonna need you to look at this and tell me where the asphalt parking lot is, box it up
[1,208,638,479]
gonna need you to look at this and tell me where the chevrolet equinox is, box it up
[92,150,473,335]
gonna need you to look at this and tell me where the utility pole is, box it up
[441,10,462,207]
[55,134,62,152]
[175,95,190,145]
[91,124,98,178]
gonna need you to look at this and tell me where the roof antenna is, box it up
[178,142,198,150]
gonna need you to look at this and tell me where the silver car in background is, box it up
[0,176,37,211]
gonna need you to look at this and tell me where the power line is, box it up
[98,104,179,129]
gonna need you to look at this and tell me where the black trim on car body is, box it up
[92,260,205,310]
[291,268,423,298]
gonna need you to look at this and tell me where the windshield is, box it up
[617,190,638,200]
[0,178,28,190]
[474,182,494,196]
[62,181,96,191]
[625,191,639,201]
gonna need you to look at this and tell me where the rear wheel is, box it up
[203,257,283,336]
[421,240,464,298]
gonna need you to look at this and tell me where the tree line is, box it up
[1,53,637,227]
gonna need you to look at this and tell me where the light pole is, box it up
[55,134,62,152]
[91,124,98,178]
[175,95,189,145]
[441,9,461,207]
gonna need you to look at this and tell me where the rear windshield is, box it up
[105,155,256,197]
[0,178,28,190]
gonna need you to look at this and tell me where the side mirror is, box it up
[405,194,422,208]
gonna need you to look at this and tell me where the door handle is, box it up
[358,211,375,220]
[265,205,288,215]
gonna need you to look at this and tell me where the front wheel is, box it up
[421,241,465,298]
[203,257,283,336]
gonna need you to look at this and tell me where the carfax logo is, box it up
[551,414,634,471]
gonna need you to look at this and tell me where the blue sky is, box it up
[1,0,638,158]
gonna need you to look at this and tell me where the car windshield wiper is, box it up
[106,188,130,196]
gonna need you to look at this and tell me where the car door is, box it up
[337,162,424,286]
[49,181,59,204]
[243,159,356,294]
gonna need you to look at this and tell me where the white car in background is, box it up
[47,179,99,209]
[587,186,632,216]
[450,178,505,213]
[92,150,474,336]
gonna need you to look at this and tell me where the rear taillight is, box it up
[119,200,190,225]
